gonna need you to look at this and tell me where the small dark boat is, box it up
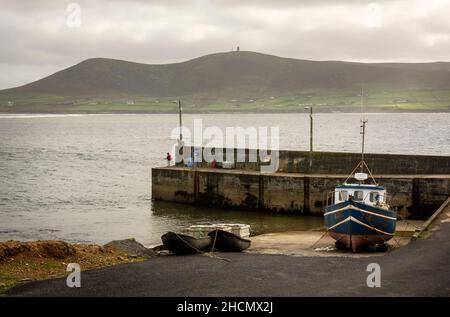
[208,229,251,252]
[161,232,212,255]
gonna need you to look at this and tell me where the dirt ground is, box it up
[0,240,147,293]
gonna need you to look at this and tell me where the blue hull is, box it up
[324,199,396,251]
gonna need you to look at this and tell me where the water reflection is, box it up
[151,200,324,236]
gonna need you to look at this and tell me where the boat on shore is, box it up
[324,183,396,252]
[161,232,212,255]
[323,87,397,252]
[208,229,251,252]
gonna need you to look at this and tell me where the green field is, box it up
[1,88,449,113]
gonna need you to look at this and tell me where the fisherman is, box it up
[166,152,172,166]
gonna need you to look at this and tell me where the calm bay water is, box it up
[0,113,449,245]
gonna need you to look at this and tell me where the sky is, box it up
[1,0,450,89]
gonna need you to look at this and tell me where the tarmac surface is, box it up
[6,219,450,296]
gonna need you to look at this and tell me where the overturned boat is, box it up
[161,232,212,255]
[208,229,251,252]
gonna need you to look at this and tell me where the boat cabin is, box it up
[334,184,387,206]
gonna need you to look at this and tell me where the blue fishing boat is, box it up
[323,88,396,252]
[324,182,396,252]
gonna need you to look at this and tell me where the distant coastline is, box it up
[0,51,449,114]
[1,109,449,114]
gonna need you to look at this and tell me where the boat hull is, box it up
[324,199,396,252]
[208,229,251,252]
[161,232,212,255]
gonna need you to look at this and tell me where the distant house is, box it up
[7,101,14,107]
[126,100,135,105]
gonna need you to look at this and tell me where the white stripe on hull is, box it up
[324,204,396,221]
[327,216,394,236]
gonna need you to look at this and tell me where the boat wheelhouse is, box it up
[333,184,388,208]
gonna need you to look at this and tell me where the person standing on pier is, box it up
[166,152,172,166]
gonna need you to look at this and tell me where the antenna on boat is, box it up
[345,83,377,185]
[360,83,368,174]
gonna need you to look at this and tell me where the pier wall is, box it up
[152,168,450,219]
[153,150,450,219]
[177,147,450,174]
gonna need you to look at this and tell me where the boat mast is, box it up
[345,84,377,185]
[360,84,368,174]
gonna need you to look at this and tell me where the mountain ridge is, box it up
[2,51,450,98]
[1,51,449,113]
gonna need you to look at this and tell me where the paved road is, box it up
[6,223,450,296]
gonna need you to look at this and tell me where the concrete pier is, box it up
[152,150,450,219]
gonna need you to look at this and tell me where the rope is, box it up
[310,228,331,249]
[173,231,231,262]
[210,228,218,252]
[361,209,401,249]
[344,160,378,185]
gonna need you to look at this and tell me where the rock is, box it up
[20,278,33,282]
[103,238,155,258]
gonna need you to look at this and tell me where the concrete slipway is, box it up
[6,199,450,296]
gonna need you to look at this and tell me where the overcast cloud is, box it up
[1,0,449,89]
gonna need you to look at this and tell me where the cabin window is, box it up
[370,192,379,202]
[339,191,348,201]
[354,190,364,201]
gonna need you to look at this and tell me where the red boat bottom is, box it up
[330,232,393,252]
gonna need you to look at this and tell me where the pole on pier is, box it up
[178,99,183,141]
[309,106,313,153]
[304,106,314,170]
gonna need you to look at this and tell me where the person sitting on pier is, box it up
[184,156,193,168]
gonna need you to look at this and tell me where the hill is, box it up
[1,51,449,113]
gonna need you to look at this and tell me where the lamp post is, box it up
[304,106,313,169]
[304,106,313,153]
[173,100,183,141]
[172,100,184,166]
